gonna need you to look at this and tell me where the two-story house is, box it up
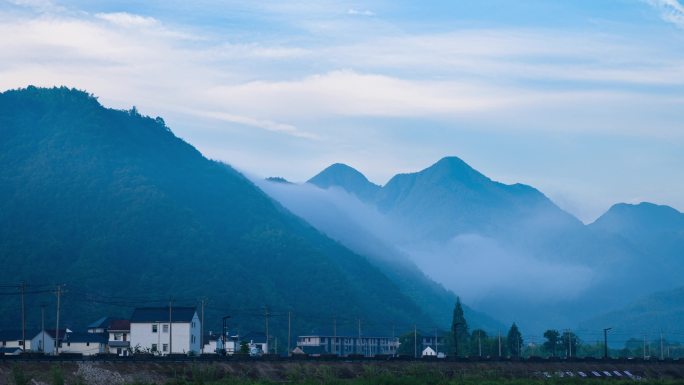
[129,307,201,355]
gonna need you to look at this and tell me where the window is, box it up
[191,335,195,343]
[162,344,168,352]
[152,343,158,352]
[162,324,169,333]
[86,342,90,346]
[19,341,24,346]
[114,333,122,341]
[152,324,158,333]
[191,321,196,328]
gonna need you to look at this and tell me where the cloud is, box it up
[185,109,318,140]
[95,12,159,28]
[347,8,374,16]
[646,0,684,28]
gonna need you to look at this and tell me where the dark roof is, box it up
[108,319,130,331]
[87,317,113,329]
[204,333,220,342]
[130,307,197,323]
[63,332,108,344]
[0,347,22,354]
[0,330,39,341]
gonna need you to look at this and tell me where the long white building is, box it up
[129,307,201,355]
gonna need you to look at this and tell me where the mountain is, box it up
[376,156,583,244]
[308,163,381,202]
[580,286,684,338]
[589,202,684,287]
[257,177,503,331]
[0,86,431,335]
[307,157,684,335]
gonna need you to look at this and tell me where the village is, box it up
[0,306,449,358]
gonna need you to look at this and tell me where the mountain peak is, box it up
[591,201,684,234]
[418,156,490,186]
[308,163,380,201]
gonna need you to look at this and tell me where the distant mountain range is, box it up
[0,86,449,337]
[291,157,684,336]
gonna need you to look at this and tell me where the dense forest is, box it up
[0,86,440,338]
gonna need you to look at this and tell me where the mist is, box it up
[252,176,598,329]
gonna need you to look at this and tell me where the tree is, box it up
[469,329,488,357]
[398,331,422,357]
[543,329,560,357]
[451,297,469,357]
[560,331,581,358]
[239,341,249,354]
[507,323,523,358]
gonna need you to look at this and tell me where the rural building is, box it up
[296,334,398,356]
[129,307,201,355]
[61,332,108,355]
[0,330,31,351]
[107,319,131,356]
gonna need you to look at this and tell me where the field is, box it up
[2,359,684,385]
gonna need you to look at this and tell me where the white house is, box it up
[0,330,31,351]
[421,346,436,357]
[202,332,221,354]
[107,319,131,356]
[129,307,201,355]
[60,332,107,355]
[31,330,57,354]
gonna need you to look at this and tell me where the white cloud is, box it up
[347,8,374,16]
[95,12,159,28]
[646,0,684,28]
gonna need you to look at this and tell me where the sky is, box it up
[1,0,684,222]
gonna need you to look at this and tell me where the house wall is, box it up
[61,341,104,355]
[30,332,55,354]
[0,340,30,350]
[131,319,200,355]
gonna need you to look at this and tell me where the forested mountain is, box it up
[580,286,684,338]
[308,163,381,203]
[0,86,435,336]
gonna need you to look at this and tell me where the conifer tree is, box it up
[507,323,523,358]
[451,297,469,357]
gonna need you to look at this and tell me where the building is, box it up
[421,346,437,357]
[238,332,268,355]
[61,332,108,355]
[31,330,58,354]
[202,332,221,354]
[296,334,399,356]
[107,320,131,356]
[0,330,32,351]
[129,306,201,355]
[0,347,22,355]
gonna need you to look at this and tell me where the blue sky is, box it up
[1,0,684,221]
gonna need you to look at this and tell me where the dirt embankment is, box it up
[1,360,683,385]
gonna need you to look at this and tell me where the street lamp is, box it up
[603,327,612,359]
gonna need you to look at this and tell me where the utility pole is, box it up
[222,316,231,354]
[200,299,205,354]
[333,318,337,355]
[478,330,482,357]
[414,324,417,359]
[643,335,647,359]
[169,299,173,355]
[264,306,270,355]
[20,281,25,351]
[41,303,46,353]
[603,327,612,359]
[357,318,362,356]
[287,311,291,357]
[55,285,61,355]
[660,333,664,360]
[498,330,502,358]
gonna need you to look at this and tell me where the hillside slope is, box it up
[0,86,429,335]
